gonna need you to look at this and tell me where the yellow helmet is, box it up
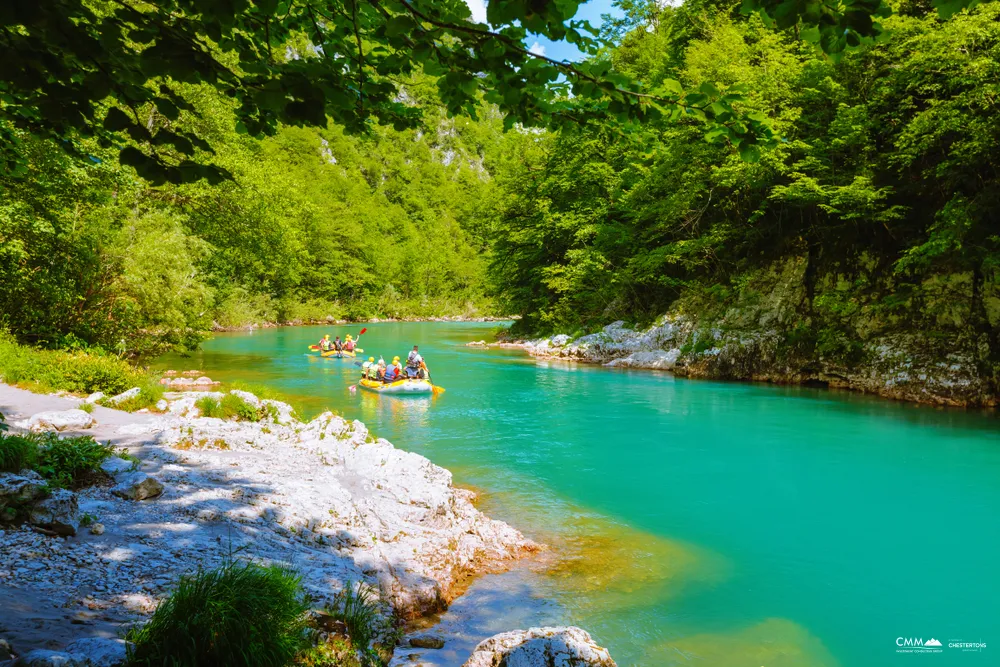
[392,356,400,362]
[324,335,330,339]
[346,335,353,340]
[368,357,374,362]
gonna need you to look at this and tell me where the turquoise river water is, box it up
[153,321,1000,666]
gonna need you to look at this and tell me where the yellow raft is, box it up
[358,378,434,395]
[321,349,356,358]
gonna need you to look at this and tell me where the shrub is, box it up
[33,433,116,488]
[0,431,114,488]
[0,331,153,397]
[126,561,309,667]
[0,433,38,473]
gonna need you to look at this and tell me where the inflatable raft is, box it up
[321,349,356,358]
[358,378,434,395]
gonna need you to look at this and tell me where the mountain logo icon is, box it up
[924,639,943,647]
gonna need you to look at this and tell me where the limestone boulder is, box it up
[21,410,95,432]
[63,638,128,666]
[111,472,163,500]
[463,627,617,667]
[29,489,80,536]
[100,457,134,476]
[0,471,47,508]
[106,388,141,405]
[13,638,127,666]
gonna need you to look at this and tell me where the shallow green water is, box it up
[154,322,1000,666]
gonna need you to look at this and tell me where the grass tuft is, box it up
[126,561,309,667]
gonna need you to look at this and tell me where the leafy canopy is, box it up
[0,0,775,183]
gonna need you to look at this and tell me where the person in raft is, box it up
[404,346,424,378]
[332,336,344,352]
[318,334,332,351]
[344,335,356,352]
[380,358,399,382]
[361,356,374,377]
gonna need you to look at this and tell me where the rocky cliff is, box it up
[495,255,999,407]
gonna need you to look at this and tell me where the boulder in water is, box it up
[462,627,617,667]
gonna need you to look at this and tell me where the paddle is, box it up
[423,364,445,394]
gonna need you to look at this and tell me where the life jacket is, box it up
[344,340,355,351]
[334,340,343,351]
[407,350,421,367]
[384,366,398,381]
[361,361,372,373]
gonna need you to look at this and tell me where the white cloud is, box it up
[464,0,487,23]
[528,41,547,57]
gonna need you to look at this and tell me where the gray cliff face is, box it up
[505,256,998,407]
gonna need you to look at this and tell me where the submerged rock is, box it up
[463,627,617,667]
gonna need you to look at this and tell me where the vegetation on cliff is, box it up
[487,0,999,392]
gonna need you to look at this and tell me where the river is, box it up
[153,321,1000,666]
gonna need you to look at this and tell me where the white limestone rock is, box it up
[84,392,105,404]
[229,389,261,408]
[29,489,80,537]
[463,627,617,667]
[20,410,95,432]
[111,472,163,500]
[63,638,127,666]
[605,349,682,370]
[100,457,134,476]
[0,471,47,507]
[12,638,126,666]
[261,399,294,424]
[106,387,141,405]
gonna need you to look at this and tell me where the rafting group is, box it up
[311,330,441,395]
[314,333,361,357]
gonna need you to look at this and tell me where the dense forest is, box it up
[2,0,998,371]
[1,73,501,356]
[490,0,1000,348]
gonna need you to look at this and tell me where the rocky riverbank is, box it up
[0,383,619,665]
[484,315,996,408]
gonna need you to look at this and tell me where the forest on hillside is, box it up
[2,0,998,363]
